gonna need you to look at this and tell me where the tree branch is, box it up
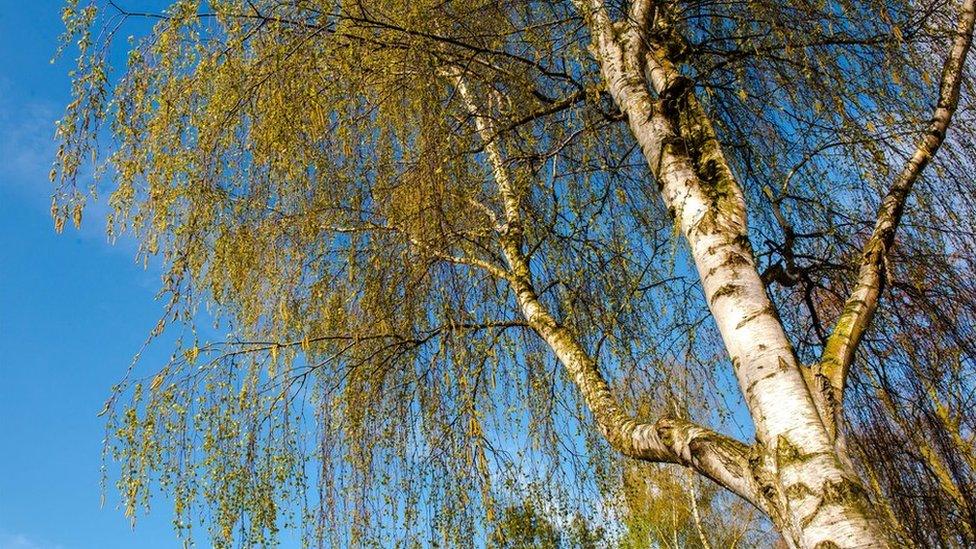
[448,61,766,511]
[818,0,976,437]
[320,222,516,283]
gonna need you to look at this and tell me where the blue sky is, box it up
[0,2,185,547]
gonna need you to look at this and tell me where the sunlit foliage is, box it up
[53,0,976,546]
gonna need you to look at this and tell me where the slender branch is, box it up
[448,61,766,513]
[686,469,714,549]
[321,221,516,283]
[818,0,976,437]
[477,89,587,150]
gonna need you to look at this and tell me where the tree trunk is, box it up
[575,3,891,546]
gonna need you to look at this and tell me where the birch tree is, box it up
[53,0,976,547]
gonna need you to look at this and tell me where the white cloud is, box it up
[0,532,65,549]
[0,101,58,188]
[0,82,143,255]
[0,74,59,203]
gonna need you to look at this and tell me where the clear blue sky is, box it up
[0,2,188,547]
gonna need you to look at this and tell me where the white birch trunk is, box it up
[575,2,891,546]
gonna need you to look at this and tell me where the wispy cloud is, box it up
[0,91,59,203]
[0,79,145,257]
[0,532,65,549]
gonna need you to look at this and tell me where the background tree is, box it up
[488,493,606,549]
[615,461,769,548]
[489,498,563,549]
[53,0,976,547]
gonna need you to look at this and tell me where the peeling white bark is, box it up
[574,1,892,546]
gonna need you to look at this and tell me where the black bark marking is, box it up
[736,304,776,329]
[710,283,741,305]
[723,251,751,268]
[785,482,815,500]
[801,477,872,528]
[775,434,803,470]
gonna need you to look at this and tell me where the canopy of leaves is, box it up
[54,0,976,546]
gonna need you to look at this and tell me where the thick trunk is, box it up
[576,2,889,546]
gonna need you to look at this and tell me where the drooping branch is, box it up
[447,66,767,513]
[819,0,976,437]
[319,221,516,283]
